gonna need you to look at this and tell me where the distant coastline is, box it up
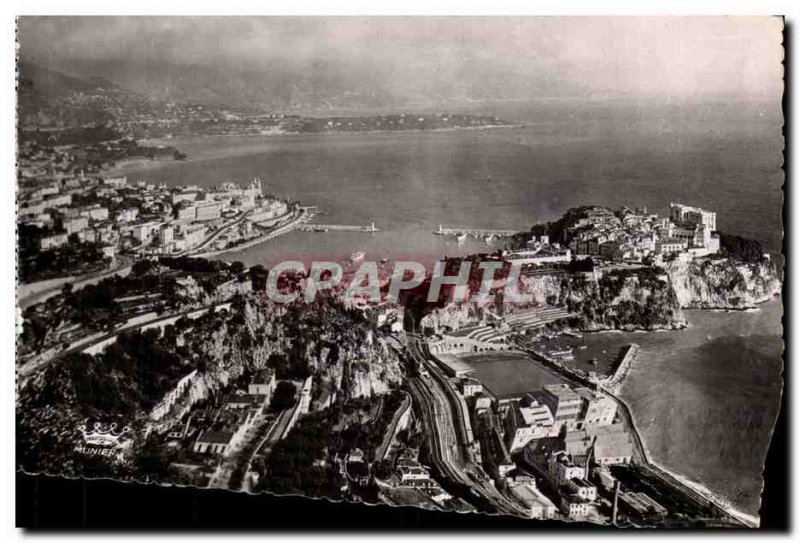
[109,123,525,177]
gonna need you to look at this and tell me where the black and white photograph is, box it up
[12,11,789,532]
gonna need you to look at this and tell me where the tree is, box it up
[132,259,156,277]
[373,459,394,480]
[270,381,298,411]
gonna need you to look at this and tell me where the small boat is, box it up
[456,233,467,243]
[350,251,366,262]
[589,358,598,365]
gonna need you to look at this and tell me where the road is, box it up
[189,207,310,259]
[177,210,253,257]
[240,409,294,493]
[375,391,411,461]
[17,254,134,310]
[16,298,233,389]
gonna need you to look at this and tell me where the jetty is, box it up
[298,221,379,233]
[603,343,639,394]
[434,224,522,237]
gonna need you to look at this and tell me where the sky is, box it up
[17,16,784,103]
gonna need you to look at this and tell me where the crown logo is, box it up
[77,420,131,446]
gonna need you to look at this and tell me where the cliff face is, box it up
[558,270,686,331]
[187,298,405,404]
[665,257,781,309]
[315,335,404,401]
[420,303,482,333]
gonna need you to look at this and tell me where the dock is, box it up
[434,225,522,237]
[297,222,379,233]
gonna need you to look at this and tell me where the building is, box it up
[566,478,598,501]
[159,225,174,246]
[655,238,688,255]
[171,191,200,205]
[131,221,163,245]
[538,384,583,432]
[43,193,72,209]
[149,370,198,421]
[504,398,556,452]
[176,204,197,220]
[547,451,587,486]
[505,247,572,266]
[561,494,594,520]
[60,216,89,235]
[475,396,493,414]
[461,378,483,397]
[100,244,116,259]
[223,393,267,411]
[193,408,258,457]
[670,202,717,232]
[510,484,557,520]
[117,208,139,223]
[561,423,634,466]
[195,200,223,221]
[248,369,277,398]
[38,233,68,250]
[599,241,623,261]
[519,394,557,427]
[193,431,234,455]
[619,492,668,518]
[78,205,109,221]
[575,388,616,428]
[103,176,127,188]
[397,463,430,485]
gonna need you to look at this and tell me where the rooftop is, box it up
[196,430,233,445]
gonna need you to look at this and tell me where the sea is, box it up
[113,97,784,518]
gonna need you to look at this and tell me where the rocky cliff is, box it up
[665,257,781,309]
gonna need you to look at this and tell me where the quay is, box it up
[298,221,379,233]
[434,224,522,237]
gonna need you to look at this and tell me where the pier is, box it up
[434,224,522,237]
[603,343,639,394]
[297,221,379,233]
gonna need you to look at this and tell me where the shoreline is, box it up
[108,124,525,177]
[140,122,524,146]
[651,461,761,528]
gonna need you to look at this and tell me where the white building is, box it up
[670,202,717,232]
[39,233,68,250]
[575,388,616,428]
[60,216,89,235]
[248,369,277,399]
[510,484,557,520]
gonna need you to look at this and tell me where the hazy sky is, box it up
[18,16,783,102]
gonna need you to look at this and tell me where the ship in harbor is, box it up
[350,251,366,263]
[456,232,468,243]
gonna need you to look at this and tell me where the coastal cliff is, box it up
[415,254,780,335]
[558,268,687,331]
[665,257,781,309]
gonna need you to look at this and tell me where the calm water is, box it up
[116,99,783,516]
[117,99,782,266]
[616,299,783,517]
